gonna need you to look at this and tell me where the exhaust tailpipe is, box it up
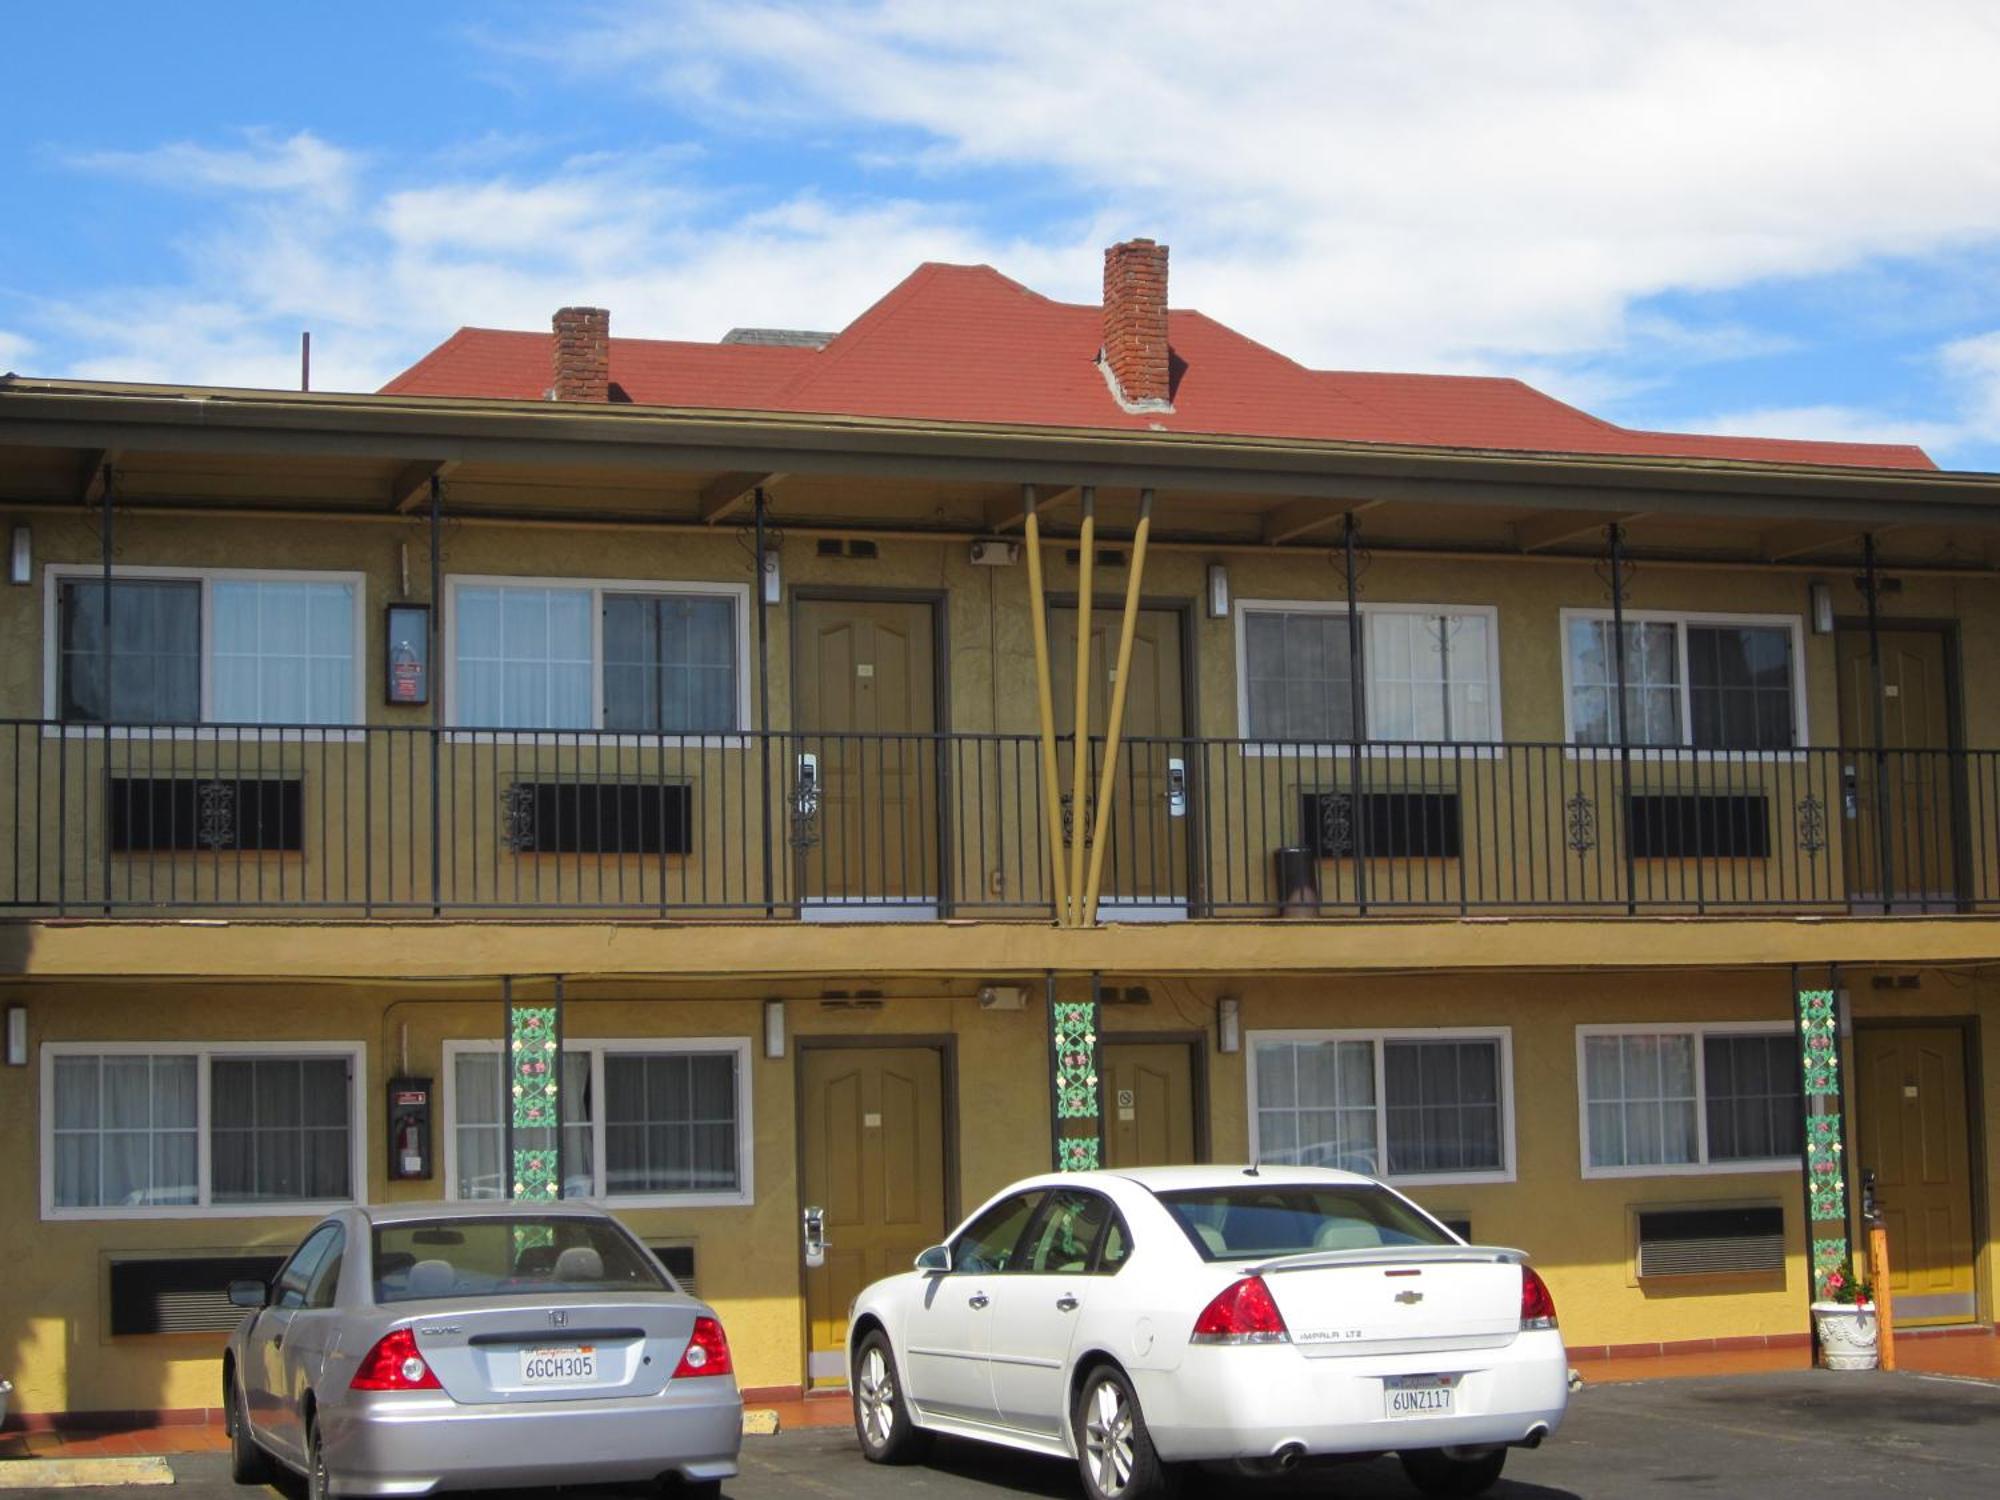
[1513,1424,1550,1450]
[1274,1443,1307,1471]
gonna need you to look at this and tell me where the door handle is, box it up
[968,1292,990,1309]
[1055,1294,1079,1312]
[802,1206,828,1269]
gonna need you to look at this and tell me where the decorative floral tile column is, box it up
[1052,999,1103,1171]
[1797,987,1848,1299]
[509,1003,561,1200]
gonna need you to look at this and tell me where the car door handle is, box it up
[1055,1295,1079,1312]
[968,1293,989,1309]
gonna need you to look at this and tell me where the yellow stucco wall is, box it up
[8,508,1998,740]
[2,967,1992,1416]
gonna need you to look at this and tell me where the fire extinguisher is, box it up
[391,639,423,704]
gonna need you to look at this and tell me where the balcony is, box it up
[2,720,1994,919]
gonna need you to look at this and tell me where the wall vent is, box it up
[109,1254,286,1336]
[1636,1205,1784,1278]
[650,1242,697,1296]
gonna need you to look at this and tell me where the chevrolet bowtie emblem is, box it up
[1395,1290,1424,1305]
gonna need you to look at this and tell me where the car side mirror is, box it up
[914,1244,951,1274]
[227,1279,270,1309]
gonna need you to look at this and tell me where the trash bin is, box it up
[1274,846,1320,917]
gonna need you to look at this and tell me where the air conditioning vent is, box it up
[502,781,693,855]
[1301,789,1463,859]
[650,1243,697,1297]
[109,1254,286,1336]
[1626,793,1771,860]
[111,776,305,853]
[1636,1205,1784,1278]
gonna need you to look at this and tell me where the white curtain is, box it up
[211,580,357,724]
[52,1054,197,1208]
[1255,1039,1377,1173]
[455,585,592,729]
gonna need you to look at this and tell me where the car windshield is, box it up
[372,1216,669,1303]
[1157,1184,1454,1261]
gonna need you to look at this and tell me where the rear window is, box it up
[372,1216,669,1304]
[1158,1184,1454,1262]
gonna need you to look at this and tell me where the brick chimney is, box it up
[551,306,610,402]
[1100,239,1172,411]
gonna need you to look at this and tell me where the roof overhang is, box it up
[5,376,2000,558]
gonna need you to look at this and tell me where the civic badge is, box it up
[548,1309,568,1328]
[1394,1290,1424,1306]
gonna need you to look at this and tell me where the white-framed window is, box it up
[1234,600,1502,745]
[1246,1028,1515,1185]
[42,565,366,728]
[445,575,750,734]
[1560,610,1806,752]
[1576,1023,1803,1178]
[40,1041,366,1220]
[443,1037,753,1207]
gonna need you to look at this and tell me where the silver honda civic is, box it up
[222,1202,741,1497]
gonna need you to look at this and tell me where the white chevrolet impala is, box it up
[846,1166,1566,1500]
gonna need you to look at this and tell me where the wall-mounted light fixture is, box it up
[1810,581,1835,635]
[8,524,28,586]
[4,1004,24,1067]
[763,998,786,1059]
[761,549,783,605]
[1206,562,1230,619]
[1216,996,1241,1054]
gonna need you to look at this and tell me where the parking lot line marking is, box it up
[0,1457,174,1489]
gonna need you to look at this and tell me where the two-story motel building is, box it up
[3,240,1998,1421]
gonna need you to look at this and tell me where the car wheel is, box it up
[852,1331,928,1464]
[1074,1365,1176,1500]
[669,1481,723,1500]
[1399,1445,1507,1497]
[225,1375,271,1486]
[305,1416,331,1500]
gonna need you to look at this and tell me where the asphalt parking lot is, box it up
[24,1370,2000,1500]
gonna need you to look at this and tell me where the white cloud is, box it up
[1689,403,1966,454]
[534,0,2000,371]
[0,329,34,370]
[14,0,2000,472]
[67,130,357,209]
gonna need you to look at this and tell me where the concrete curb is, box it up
[743,1409,781,1436]
[0,1457,174,1489]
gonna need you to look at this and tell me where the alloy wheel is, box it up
[307,1423,329,1500]
[857,1347,896,1449]
[1084,1379,1136,1497]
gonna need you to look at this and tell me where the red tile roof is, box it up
[381,263,1935,470]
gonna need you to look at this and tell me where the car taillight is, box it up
[674,1316,733,1378]
[1190,1275,1290,1344]
[350,1327,441,1391]
[1520,1266,1557,1330]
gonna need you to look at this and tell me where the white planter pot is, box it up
[1811,1302,1880,1370]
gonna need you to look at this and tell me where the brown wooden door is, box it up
[1836,628,1957,906]
[1101,1041,1199,1167]
[1050,606,1189,908]
[1856,1026,1977,1324]
[793,599,939,905]
[800,1046,948,1385]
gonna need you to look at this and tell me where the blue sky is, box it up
[5,1,2000,469]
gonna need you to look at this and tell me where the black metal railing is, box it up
[2,720,1994,918]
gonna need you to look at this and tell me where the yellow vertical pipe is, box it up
[1082,490,1154,926]
[1021,487,1071,925]
[1065,488,1097,924]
